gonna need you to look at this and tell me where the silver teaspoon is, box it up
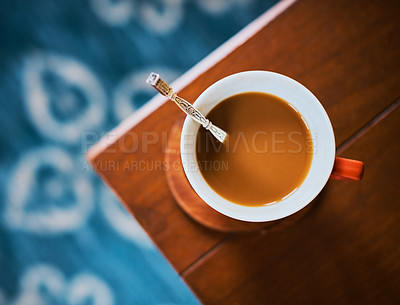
[146,72,228,143]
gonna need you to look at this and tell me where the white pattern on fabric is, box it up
[4,146,94,234]
[89,0,135,25]
[90,0,184,34]
[23,52,106,145]
[197,0,253,14]
[139,0,184,34]
[11,264,114,305]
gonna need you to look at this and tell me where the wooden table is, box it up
[88,0,400,303]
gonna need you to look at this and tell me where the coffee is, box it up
[196,92,313,206]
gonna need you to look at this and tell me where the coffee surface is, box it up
[196,92,313,206]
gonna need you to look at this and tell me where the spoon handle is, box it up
[146,73,227,143]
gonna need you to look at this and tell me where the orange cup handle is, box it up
[330,157,364,181]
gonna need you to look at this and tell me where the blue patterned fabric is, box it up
[0,0,278,304]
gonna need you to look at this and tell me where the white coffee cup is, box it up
[180,71,335,222]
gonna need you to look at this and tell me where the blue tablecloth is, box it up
[0,0,278,304]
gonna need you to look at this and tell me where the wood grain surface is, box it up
[183,103,400,304]
[88,0,400,303]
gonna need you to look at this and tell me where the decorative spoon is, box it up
[146,72,228,143]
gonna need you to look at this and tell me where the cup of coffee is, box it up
[180,71,363,222]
